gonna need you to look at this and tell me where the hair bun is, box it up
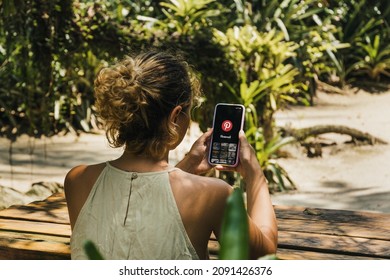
[94,50,201,160]
[97,57,151,125]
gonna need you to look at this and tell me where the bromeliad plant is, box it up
[328,0,390,85]
[251,127,296,192]
[245,103,296,191]
[348,34,390,81]
[137,0,221,37]
[214,26,301,142]
[213,25,301,190]
[229,0,348,98]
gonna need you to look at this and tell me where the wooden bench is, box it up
[0,193,389,260]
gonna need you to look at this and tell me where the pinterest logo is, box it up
[221,120,233,132]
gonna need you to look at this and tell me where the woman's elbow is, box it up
[250,232,278,259]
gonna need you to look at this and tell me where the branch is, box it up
[283,125,388,145]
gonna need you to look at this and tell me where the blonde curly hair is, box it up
[94,51,201,160]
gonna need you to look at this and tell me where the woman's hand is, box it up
[215,130,262,180]
[175,129,214,175]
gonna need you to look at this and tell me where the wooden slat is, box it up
[276,248,381,260]
[206,241,385,260]
[0,230,70,244]
[275,205,390,226]
[0,245,70,260]
[277,218,390,241]
[207,239,219,255]
[0,218,70,237]
[0,207,69,225]
[0,194,68,224]
[278,231,390,259]
[0,231,70,260]
[209,232,390,260]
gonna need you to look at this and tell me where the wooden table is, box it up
[0,193,389,260]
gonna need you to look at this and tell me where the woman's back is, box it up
[70,162,200,260]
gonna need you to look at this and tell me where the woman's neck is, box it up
[110,151,170,173]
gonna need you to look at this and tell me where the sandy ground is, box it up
[272,90,390,213]
[1,89,389,212]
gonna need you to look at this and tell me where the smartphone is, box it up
[208,103,245,167]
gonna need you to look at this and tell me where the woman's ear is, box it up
[170,105,183,124]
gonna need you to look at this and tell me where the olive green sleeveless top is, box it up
[70,162,199,260]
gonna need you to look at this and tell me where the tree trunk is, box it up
[262,111,274,144]
[283,125,387,145]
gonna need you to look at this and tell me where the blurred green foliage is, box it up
[0,0,389,190]
[84,240,105,260]
[219,187,249,260]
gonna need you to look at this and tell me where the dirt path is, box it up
[272,90,390,213]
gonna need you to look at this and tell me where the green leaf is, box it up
[84,240,105,260]
[265,136,295,156]
[325,48,342,73]
[269,163,286,192]
[219,188,249,260]
[269,93,277,111]
[240,82,248,101]
[275,18,289,41]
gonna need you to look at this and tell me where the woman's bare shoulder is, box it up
[171,170,234,239]
[64,163,106,228]
[64,163,106,189]
[172,169,232,198]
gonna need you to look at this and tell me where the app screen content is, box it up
[210,105,243,165]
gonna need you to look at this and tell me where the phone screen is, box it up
[208,103,245,166]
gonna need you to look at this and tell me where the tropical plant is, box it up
[2,0,389,193]
[213,25,301,190]
[230,0,323,37]
[348,34,390,81]
[214,26,302,140]
[250,129,297,192]
[228,0,347,93]
[135,0,238,136]
[137,0,221,37]
[327,0,390,84]
[0,0,83,139]
[245,95,296,191]
[0,0,147,140]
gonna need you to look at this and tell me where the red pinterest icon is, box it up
[221,120,233,132]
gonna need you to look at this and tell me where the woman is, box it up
[64,50,277,260]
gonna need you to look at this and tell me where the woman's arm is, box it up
[244,168,278,258]
[176,128,277,258]
[217,131,278,258]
